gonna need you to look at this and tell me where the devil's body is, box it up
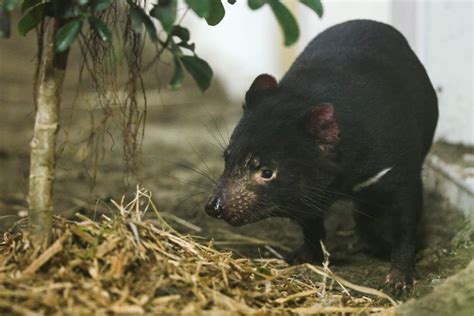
[206,20,438,291]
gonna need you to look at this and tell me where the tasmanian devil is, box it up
[204,20,438,291]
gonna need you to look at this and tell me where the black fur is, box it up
[206,20,438,290]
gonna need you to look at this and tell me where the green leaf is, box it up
[17,2,47,36]
[55,19,83,53]
[185,0,210,18]
[2,0,18,11]
[268,0,299,46]
[247,0,265,10]
[169,56,183,90]
[299,0,323,18]
[177,41,195,52]
[89,16,111,43]
[205,0,224,26]
[170,24,194,53]
[171,25,190,42]
[93,0,110,12]
[149,0,177,33]
[56,1,80,19]
[180,55,213,92]
[129,3,158,42]
[21,0,39,12]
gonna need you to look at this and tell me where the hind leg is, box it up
[354,171,422,293]
[384,174,422,291]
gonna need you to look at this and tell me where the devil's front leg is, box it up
[286,216,326,265]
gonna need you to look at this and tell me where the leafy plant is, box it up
[1,0,324,91]
[0,0,323,248]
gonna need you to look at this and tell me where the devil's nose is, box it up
[205,196,225,218]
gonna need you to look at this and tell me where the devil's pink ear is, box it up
[248,74,278,92]
[306,103,340,150]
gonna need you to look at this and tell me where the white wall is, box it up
[183,0,391,100]
[183,0,473,145]
[419,1,473,145]
[182,1,281,100]
[392,0,473,145]
[295,0,391,58]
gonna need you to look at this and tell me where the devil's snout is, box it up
[205,196,225,218]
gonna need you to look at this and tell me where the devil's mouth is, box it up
[221,207,275,227]
[222,211,250,226]
[208,200,278,226]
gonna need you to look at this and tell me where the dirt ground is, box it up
[1,88,472,301]
[0,32,472,306]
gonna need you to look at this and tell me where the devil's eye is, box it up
[261,169,274,179]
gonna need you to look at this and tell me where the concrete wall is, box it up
[419,1,473,145]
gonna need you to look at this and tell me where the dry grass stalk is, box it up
[21,232,70,277]
[0,187,396,315]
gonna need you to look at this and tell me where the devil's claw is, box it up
[381,268,415,297]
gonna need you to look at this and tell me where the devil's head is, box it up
[205,74,341,226]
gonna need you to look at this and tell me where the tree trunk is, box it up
[0,8,11,38]
[28,19,69,248]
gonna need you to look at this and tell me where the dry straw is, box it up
[0,187,396,315]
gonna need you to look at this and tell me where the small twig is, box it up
[70,226,96,244]
[305,264,398,306]
[275,289,319,304]
[264,245,284,260]
[158,212,202,233]
[290,306,384,314]
[0,298,39,316]
[214,228,291,252]
[21,232,70,277]
[141,36,172,73]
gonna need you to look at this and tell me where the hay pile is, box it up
[0,188,395,315]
